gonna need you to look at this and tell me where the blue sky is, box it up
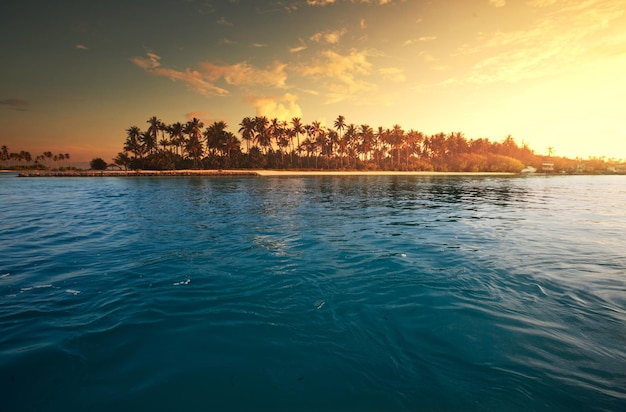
[1,0,625,162]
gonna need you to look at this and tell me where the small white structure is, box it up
[521,166,537,174]
[541,162,554,172]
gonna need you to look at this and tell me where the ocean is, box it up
[1,173,625,411]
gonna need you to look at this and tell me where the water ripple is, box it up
[1,174,625,410]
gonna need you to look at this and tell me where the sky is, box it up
[1,0,625,163]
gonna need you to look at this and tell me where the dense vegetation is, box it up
[112,115,621,173]
[2,115,622,173]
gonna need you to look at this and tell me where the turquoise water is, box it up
[1,173,625,411]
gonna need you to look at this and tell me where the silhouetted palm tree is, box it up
[254,116,271,154]
[146,116,162,155]
[124,126,143,159]
[168,122,185,156]
[1,145,8,168]
[238,117,255,153]
[221,132,241,167]
[291,117,304,166]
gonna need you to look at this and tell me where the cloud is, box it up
[200,61,288,88]
[75,44,89,50]
[131,52,161,70]
[131,52,229,96]
[489,0,506,7]
[310,28,347,44]
[527,0,558,6]
[403,36,436,46]
[307,0,395,5]
[379,67,406,82]
[297,48,376,102]
[298,48,372,87]
[289,45,307,53]
[132,52,290,96]
[448,0,626,85]
[307,0,336,5]
[0,98,29,111]
[250,43,267,48]
[246,93,303,121]
[185,111,213,123]
[217,16,233,26]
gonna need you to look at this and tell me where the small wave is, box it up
[66,289,81,295]
[173,279,191,286]
[1,273,9,278]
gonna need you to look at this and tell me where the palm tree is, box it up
[185,134,204,168]
[221,132,241,167]
[291,117,304,167]
[113,152,131,170]
[140,131,157,155]
[238,117,255,153]
[334,115,346,167]
[124,126,143,159]
[344,124,358,168]
[391,125,405,168]
[204,121,228,157]
[184,118,205,167]
[359,124,374,162]
[168,122,185,156]
[146,116,162,155]
[1,145,8,168]
[254,116,271,154]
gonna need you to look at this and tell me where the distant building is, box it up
[542,162,554,172]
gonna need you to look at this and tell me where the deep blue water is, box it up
[1,173,625,411]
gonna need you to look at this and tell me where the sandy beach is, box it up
[13,169,516,177]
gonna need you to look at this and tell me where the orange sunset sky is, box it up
[1,0,625,163]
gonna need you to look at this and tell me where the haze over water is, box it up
[1,174,625,411]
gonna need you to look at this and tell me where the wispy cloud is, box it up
[448,0,626,84]
[131,53,230,96]
[307,0,395,5]
[75,44,89,50]
[220,38,237,46]
[0,98,29,111]
[185,111,213,123]
[526,0,557,7]
[310,28,347,44]
[289,45,307,53]
[379,67,406,82]
[403,36,436,46]
[217,16,233,26]
[489,0,506,7]
[132,51,290,97]
[306,0,336,5]
[200,61,288,89]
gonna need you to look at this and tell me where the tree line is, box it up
[1,146,72,170]
[115,115,549,173]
